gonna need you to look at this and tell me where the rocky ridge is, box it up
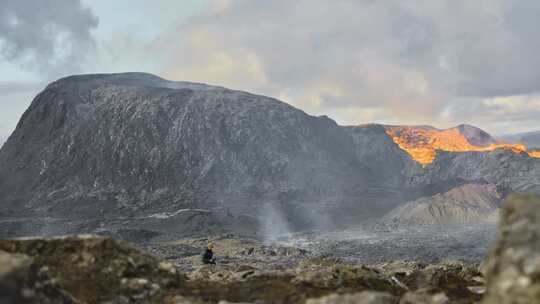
[0,73,369,237]
[500,130,540,149]
[379,183,503,229]
[1,73,539,238]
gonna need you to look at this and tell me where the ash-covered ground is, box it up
[143,223,497,272]
[281,223,497,263]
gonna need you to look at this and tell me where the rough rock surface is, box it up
[0,250,78,303]
[379,183,503,229]
[305,291,397,304]
[0,235,182,303]
[0,73,371,237]
[0,73,539,238]
[0,234,487,304]
[411,149,540,195]
[455,124,498,147]
[482,194,540,303]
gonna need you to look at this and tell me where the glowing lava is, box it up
[386,126,539,165]
[529,150,540,158]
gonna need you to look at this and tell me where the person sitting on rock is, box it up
[202,242,216,264]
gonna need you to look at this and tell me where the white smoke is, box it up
[259,203,292,244]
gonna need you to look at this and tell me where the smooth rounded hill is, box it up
[0,73,371,237]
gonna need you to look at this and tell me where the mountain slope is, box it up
[383,124,535,165]
[0,73,539,238]
[0,73,373,236]
[380,183,503,229]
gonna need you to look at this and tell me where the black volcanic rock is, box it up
[1,73,539,238]
[0,73,372,236]
[345,124,416,188]
[455,124,498,147]
[380,183,503,229]
[411,149,540,194]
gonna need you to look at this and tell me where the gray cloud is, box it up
[417,1,540,98]
[0,81,44,146]
[2,0,539,138]
[152,0,540,132]
[0,81,43,94]
[0,0,98,76]
[443,95,540,135]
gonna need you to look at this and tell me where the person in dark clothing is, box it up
[202,242,216,264]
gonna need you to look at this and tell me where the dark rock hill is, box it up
[455,124,498,147]
[380,183,503,229]
[0,73,372,237]
[0,73,539,238]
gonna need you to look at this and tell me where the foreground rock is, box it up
[0,250,78,303]
[0,235,487,303]
[305,291,397,304]
[0,235,182,303]
[483,194,540,303]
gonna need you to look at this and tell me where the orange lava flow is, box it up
[386,127,539,165]
[529,150,540,158]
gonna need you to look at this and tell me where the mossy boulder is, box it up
[0,235,182,303]
[483,194,540,303]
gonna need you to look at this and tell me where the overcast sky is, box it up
[1,0,540,146]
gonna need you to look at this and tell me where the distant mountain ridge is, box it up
[382,123,498,147]
[379,183,503,229]
[384,124,536,165]
[0,73,539,238]
[455,124,499,147]
[499,130,540,150]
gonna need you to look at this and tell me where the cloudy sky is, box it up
[1,0,540,146]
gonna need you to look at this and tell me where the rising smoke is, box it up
[259,203,292,244]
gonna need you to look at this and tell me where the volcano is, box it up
[384,124,537,165]
[0,73,539,238]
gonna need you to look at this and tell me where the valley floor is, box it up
[144,223,497,272]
